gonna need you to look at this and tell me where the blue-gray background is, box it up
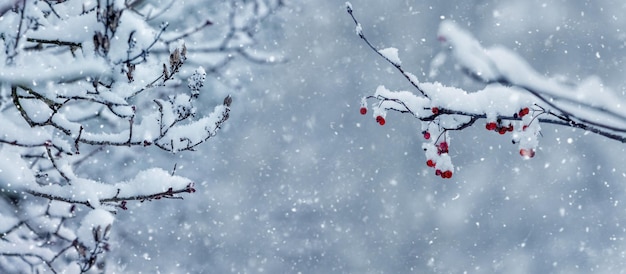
[106,1,626,273]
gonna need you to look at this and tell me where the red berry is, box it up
[435,169,442,176]
[519,107,530,117]
[522,125,528,131]
[431,107,439,115]
[426,159,436,167]
[423,131,431,140]
[442,170,453,178]
[438,142,449,154]
[507,124,514,132]
[519,148,536,158]
[498,127,507,135]
[485,122,497,131]
[439,142,448,150]
[360,107,367,115]
[376,116,386,125]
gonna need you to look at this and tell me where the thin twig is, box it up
[347,5,427,97]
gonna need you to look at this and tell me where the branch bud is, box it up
[223,95,232,107]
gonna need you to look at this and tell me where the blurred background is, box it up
[97,1,626,273]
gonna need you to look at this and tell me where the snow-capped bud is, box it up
[187,66,207,97]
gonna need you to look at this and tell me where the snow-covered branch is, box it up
[346,2,626,179]
[23,168,197,209]
[0,0,280,272]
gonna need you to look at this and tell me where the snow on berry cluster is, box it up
[423,140,453,178]
[359,81,542,179]
[484,107,541,158]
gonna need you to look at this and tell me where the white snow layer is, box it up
[0,146,36,189]
[378,47,401,66]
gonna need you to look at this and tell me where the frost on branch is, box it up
[348,4,626,179]
[0,0,273,272]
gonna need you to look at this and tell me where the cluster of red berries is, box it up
[485,121,513,134]
[425,142,453,179]
[425,159,453,178]
[485,107,532,134]
[376,116,386,125]
[360,107,386,125]
[484,107,537,159]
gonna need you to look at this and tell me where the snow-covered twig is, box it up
[346,4,426,97]
[26,182,196,209]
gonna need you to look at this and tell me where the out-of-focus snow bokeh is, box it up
[107,1,626,273]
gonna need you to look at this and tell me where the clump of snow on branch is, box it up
[0,146,36,189]
[437,21,499,81]
[378,47,401,66]
[30,168,194,209]
[113,168,193,197]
